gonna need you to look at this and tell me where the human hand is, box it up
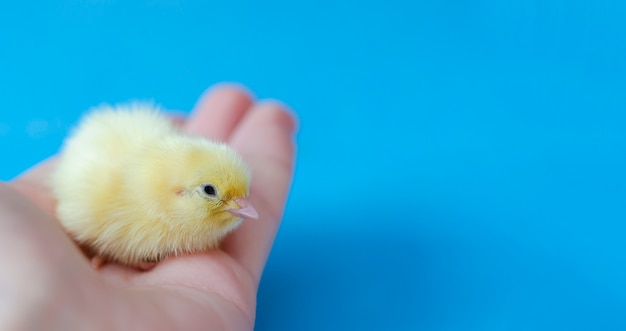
[0,84,297,330]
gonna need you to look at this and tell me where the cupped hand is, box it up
[0,84,297,331]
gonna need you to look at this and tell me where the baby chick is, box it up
[51,104,258,268]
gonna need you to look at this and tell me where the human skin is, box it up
[0,84,297,331]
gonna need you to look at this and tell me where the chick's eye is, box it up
[203,184,217,197]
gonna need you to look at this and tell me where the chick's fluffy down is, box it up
[52,104,252,266]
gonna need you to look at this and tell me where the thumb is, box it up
[0,183,83,267]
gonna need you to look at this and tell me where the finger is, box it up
[221,101,297,283]
[184,83,254,141]
[164,110,188,128]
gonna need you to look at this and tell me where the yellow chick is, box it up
[51,104,258,268]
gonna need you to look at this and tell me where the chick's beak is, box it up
[227,198,259,220]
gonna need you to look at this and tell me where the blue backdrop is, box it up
[1,1,625,330]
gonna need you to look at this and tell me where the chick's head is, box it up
[133,136,258,240]
[178,141,258,229]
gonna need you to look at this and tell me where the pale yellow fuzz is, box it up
[51,104,252,267]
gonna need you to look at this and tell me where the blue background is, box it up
[1,1,625,330]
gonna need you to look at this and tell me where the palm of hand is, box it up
[1,85,296,330]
